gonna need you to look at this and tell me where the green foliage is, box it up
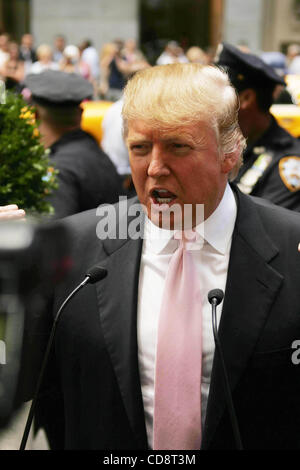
[0,91,57,215]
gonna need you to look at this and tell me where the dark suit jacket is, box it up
[34,185,300,450]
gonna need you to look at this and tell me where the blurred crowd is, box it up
[2,31,300,103]
[0,32,217,102]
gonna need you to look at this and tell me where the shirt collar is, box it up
[200,183,237,254]
[143,184,237,255]
[143,217,176,255]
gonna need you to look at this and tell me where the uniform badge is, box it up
[253,146,266,155]
[279,156,300,192]
[238,152,273,194]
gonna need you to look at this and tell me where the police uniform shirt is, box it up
[235,116,300,212]
[215,43,300,212]
[48,128,123,218]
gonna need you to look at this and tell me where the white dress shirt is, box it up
[101,97,131,175]
[137,184,237,448]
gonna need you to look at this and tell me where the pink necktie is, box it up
[153,232,202,450]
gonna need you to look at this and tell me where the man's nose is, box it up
[147,147,170,178]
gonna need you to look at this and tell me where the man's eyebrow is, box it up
[126,137,151,144]
[161,133,206,146]
[126,131,208,146]
[163,136,193,143]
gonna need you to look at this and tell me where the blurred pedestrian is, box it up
[19,33,37,74]
[0,41,25,90]
[0,33,10,70]
[19,34,36,61]
[79,39,100,82]
[29,44,59,75]
[100,39,149,101]
[286,43,300,71]
[122,38,148,68]
[287,49,300,75]
[156,41,188,65]
[53,35,66,63]
[59,44,91,81]
[101,40,128,101]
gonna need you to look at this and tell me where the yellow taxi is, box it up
[81,100,113,145]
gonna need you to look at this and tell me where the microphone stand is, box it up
[19,277,90,450]
[209,291,243,450]
[20,265,107,450]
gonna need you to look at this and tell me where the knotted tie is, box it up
[153,232,202,450]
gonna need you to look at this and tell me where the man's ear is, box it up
[239,88,256,110]
[221,146,242,175]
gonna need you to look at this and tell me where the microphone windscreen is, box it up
[86,265,107,284]
[208,289,224,305]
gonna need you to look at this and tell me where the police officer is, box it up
[24,70,123,218]
[216,42,300,211]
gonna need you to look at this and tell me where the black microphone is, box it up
[208,289,243,450]
[19,265,107,450]
[208,289,224,306]
[85,265,107,284]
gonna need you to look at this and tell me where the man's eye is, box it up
[130,144,150,155]
[171,143,191,152]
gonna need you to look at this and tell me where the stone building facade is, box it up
[1,1,300,57]
[31,0,138,52]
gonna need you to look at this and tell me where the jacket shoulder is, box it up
[60,197,140,250]
[250,194,300,242]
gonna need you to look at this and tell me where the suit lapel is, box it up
[202,189,284,449]
[95,201,148,448]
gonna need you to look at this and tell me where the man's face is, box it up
[0,35,9,51]
[236,88,257,140]
[55,37,65,52]
[126,120,232,228]
[22,34,33,49]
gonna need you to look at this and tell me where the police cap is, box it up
[24,70,93,107]
[215,42,285,92]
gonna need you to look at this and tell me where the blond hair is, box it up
[122,63,246,180]
[36,44,53,61]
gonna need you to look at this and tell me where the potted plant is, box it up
[0,90,57,216]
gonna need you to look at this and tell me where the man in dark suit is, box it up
[33,63,300,450]
[19,34,37,65]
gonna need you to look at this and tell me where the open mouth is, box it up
[150,189,177,205]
